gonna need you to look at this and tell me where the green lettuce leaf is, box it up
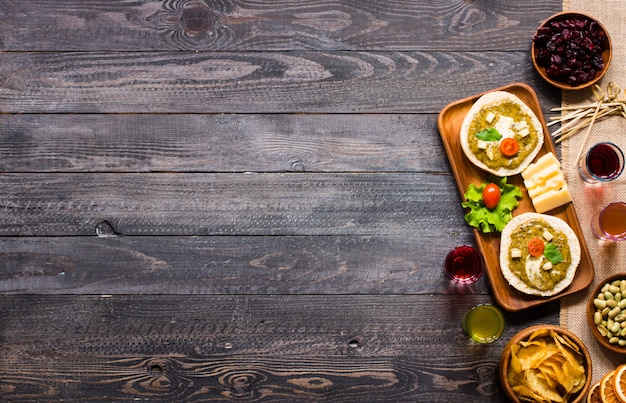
[461,176,522,233]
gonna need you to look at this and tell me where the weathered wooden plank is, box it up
[0,233,479,294]
[0,0,560,52]
[0,51,560,113]
[0,107,561,174]
[0,294,559,402]
[0,113,444,173]
[0,172,468,236]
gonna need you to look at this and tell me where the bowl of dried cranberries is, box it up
[532,12,612,90]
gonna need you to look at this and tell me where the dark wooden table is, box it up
[1,1,565,401]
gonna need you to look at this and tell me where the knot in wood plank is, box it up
[180,3,214,35]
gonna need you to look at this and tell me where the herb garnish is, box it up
[544,243,564,265]
[476,128,502,142]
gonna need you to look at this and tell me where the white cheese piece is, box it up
[494,116,515,138]
[542,230,553,241]
[525,255,544,289]
[543,261,553,271]
[518,128,530,138]
[511,248,522,258]
[477,140,487,150]
[486,112,495,124]
[486,145,494,160]
[513,121,528,131]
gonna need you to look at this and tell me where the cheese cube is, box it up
[543,262,553,271]
[527,176,565,198]
[524,178,536,190]
[531,163,561,185]
[513,121,528,130]
[531,186,573,213]
[522,152,572,213]
[511,248,522,258]
[542,230,554,241]
[486,112,495,124]
[522,153,561,180]
[486,146,494,160]
[495,116,515,138]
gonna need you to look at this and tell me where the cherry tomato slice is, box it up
[482,183,501,209]
[500,137,519,157]
[528,238,545,257]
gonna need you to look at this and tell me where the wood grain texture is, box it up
[0,51,560,113]
[0,234,478,294]
[0,113,442,173]
[0,172,468,237]
[0,295,559,402]
[0,0,560,52]
[0,0,567,400]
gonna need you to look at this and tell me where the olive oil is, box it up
[462,304,505,343]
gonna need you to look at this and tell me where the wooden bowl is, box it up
[531,12,612,90]
[587,273,626,354]
[499,324,592,403]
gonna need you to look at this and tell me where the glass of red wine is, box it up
[444,245,484,285]
[578,142,624,183]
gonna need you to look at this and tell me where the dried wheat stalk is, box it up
[549,82,626,164]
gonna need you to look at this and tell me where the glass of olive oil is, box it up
[462,304,505,344]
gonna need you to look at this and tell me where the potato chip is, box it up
[525,370,563,402]
[507,328,586,403]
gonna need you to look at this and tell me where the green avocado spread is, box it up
[507,218,571,291]
[468,101,540,170]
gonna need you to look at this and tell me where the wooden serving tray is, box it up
[437,83,594,312]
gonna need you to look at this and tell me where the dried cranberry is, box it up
[532,15,608,86]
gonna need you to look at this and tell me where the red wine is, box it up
[444,245,484,285]
[587,143,624,180]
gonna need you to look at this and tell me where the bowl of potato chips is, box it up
[499,324,591,403]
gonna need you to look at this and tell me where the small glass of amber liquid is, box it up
[444,245,484,285]
[592,202,626,241]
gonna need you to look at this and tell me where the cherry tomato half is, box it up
[528,238,545,257]
[482,183,501,209]
[500,137,519,157]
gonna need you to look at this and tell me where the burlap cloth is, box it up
[560,0,626,385]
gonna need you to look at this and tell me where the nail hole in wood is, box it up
[95,220,117,237]
[291,160,306,172]
[147,360,167,375]
[348,338,362,349]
